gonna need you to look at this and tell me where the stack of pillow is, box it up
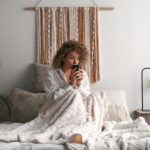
[0,63,50,123]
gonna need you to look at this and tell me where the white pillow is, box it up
[104,104,131,122]
[32,63,52,92]
[100,90,131,122]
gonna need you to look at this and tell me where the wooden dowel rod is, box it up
[24,7,114,11]
[24,7,37,11]
[98,7,114,11]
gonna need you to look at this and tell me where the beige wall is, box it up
[0,0,150,112]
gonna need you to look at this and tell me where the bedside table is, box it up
[134,109,150,124]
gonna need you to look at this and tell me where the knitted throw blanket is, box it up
[0,88,104,149]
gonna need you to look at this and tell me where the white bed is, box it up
[0,89,150,150]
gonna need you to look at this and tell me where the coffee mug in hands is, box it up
[72,64,82,71]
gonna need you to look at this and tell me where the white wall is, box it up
[0,0,36,94]
[0,0,150,112]
[92,0,150,112]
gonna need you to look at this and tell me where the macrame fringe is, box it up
[36,7,100,83]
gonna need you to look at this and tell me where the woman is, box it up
[52,40,90,93]
[0,40,103,146]
[46,40,91,99]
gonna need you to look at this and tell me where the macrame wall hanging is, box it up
[25,1,113,83]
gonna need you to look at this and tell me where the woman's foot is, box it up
[69,134,83,144]
[31,139,40,144]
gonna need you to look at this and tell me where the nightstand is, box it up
[134,109,150,124]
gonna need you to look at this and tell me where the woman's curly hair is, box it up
[52,40,89,69]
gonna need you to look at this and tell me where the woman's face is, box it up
[63,50,80,70]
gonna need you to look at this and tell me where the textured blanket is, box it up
[96,117,150,150]
[0,89,103,150]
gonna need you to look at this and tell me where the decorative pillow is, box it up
[100,90,131,122]
[9,88,46,123]
[104,104,131,122]
[32,63,52,92]
[0,98,10,122]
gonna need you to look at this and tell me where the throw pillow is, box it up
[32,63,52,92]
[0,98,10,122]
[100,89,131,122]
[9,88,46,123]
[104,104,131,122]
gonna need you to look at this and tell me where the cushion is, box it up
[104,104,130,122]
[32,63,52,92]
[9,88,46,123]
[100,89,131,122]
[0,95,10,122]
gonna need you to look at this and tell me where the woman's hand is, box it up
[70,67,84,88]
[76,68,84,87]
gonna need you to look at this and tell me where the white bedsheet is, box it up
[0,142,66,150]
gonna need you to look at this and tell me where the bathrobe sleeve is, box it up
[78,71,91,99]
